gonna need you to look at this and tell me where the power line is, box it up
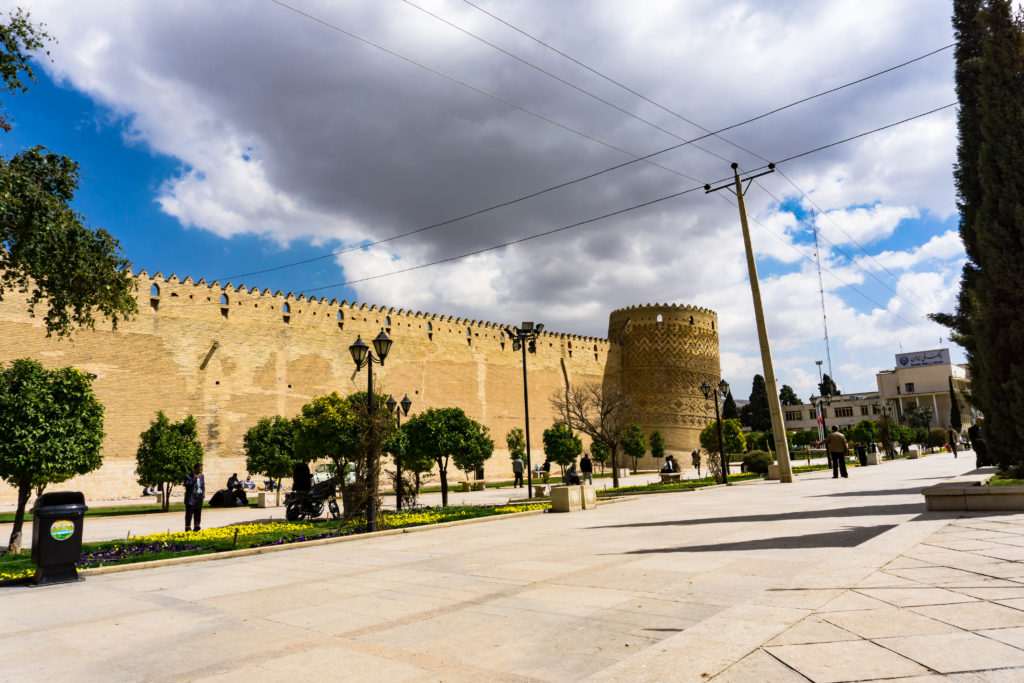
[227,4,958,281]
[269,0,702,186]
[293,107,954,296]
[398,0,731,163]
[451,0,949,318]
[460,0,952,164]
[752,179,933,320]
[775,167,932,307]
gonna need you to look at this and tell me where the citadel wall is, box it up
[0,275,719,504]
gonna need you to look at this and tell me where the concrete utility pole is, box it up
[706,163,794,483]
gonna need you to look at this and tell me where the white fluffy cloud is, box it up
[10,0,967,399]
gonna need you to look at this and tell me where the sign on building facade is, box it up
[895,348,950,369]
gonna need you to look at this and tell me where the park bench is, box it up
[659,472,682,484]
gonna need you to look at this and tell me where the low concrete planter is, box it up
[920,468,1021,511]
[257,492,279,508]
[865,451,882,466]
[551,485,583,512]
[908,446,921,459]
[581,485,597,509]
[767,464,781,481]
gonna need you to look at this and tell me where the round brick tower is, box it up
[607,303,720,456]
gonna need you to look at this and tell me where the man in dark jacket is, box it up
[580,453,594,485]
[512,455,525,488]
[183,463,206,532]
[969,418,989,467]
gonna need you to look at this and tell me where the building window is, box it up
[835,407,854,418]
[905,382,915,393]
[785,411,801,421]
[872,405,880,415]
[808,410,816,420]
[860,405,869,416]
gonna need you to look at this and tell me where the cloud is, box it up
[12,0,966,402]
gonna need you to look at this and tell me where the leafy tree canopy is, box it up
[779,384,802,406]
[0,8,51,132]
[542,422,582,473]
[850,419,879,445]
[747,375,772,432]
[818,373,841,399]
[699,418,746,455]
[293,392,360,463]
[649,429,665,461]
[135,411,203,511]
[402,407,492,506]
[903,404,934,431]
[243,415,297,481]
[721,390,739,420]
[505,427,525,461]
[1,358,105,550]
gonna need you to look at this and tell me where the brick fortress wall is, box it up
[0,273,718,503]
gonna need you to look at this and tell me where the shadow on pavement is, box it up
[623,524,898,554]
[589,502,923,529]
[812,488,923,498]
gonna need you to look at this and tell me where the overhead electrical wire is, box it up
[225,5,957,281]
[294,107,955,296]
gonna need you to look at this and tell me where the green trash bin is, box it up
[31,491,88,585]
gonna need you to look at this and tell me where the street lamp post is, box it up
[386,394,412,511]
[505,322,543,499]
[349,330,393,533]
[700,378,731,485]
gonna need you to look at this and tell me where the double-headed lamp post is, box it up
[349,329,393,533]
[700,378,731,485]
[385,394,412,511]
[504,321,543,499]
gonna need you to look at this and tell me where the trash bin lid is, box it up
[33,491,86,510]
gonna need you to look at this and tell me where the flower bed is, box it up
[0,503,549,585]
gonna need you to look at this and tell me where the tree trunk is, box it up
[162,482,172,511]
[7,475,32,553]
[439,462,448,507]
[611,445,620,488]
[276,478,282,507]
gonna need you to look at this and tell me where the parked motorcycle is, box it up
[284,477,341,521]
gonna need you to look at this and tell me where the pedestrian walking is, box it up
[512,454,525,488]
[183,463,205,532]
[691,448,701,478]
[580,452,593,485]
[827,426,849,479]
[947,425,960,459]
[968,417,990,467]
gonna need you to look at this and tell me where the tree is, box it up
[818,373,841,399]
[699,418,746,457]
[928,428,949,449]
[0,358,104,552]
[0,12,137,338]
[550,381,633,488]
[721,390,739,420]
[505,427,526,462]
[878,417,895,458]
[793,429,818,448]
[388,426,430,510]
[779,384,802,406]
[649,429,665,463]
[956,1,1024,470]
[948,376,963,433]
[542,422,582,477]
[738,402,753,428]
[135,411,203,513]
[590,440,610,473]
[747,375,772,432]
[621,423,647,474]
[402,407,491,507]
[293,391,396,522]
[903,404,934,431]
[850,419,879,446]
[243,415,296,506]
[0,8,51,133]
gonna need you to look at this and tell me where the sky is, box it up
[1,0,969,402]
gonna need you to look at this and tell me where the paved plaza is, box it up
[6,452,1024,681]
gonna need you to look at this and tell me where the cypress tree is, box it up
[970,0,1024,470]
[748,374,772,432]
[722,390,739,420]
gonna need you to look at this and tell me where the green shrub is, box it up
[927,428,948,449]
[742,450,773,474]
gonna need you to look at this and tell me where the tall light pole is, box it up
[349,330,393,533]
[386,394,412,511]
[505,322,543,499]
[701,378,731,485]
[706,163,793,482]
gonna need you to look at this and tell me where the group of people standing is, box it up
[512,453,594,487]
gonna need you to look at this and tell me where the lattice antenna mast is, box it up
[812,213,835,382]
